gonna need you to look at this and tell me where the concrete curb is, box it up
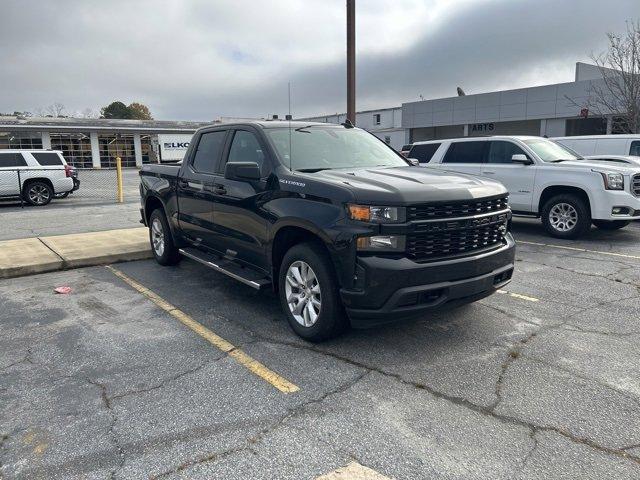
[0,228,151,279]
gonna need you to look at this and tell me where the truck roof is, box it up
[197,120,345,131]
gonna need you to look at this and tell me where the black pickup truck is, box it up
[139,121,515,341]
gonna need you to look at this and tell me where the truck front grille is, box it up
[407,195,509,221]
[406,211,509,262]
[633,174,640,197]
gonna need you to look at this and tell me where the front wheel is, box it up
[593,220,630,231]
[149,209,180,265]
[278,243,348,342]
[541,194,591,239]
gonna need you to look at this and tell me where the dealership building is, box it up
[302,63,626,149]
[0,117,208,168]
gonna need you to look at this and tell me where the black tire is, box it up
[23,181,53,206]
[593,220,630,231]
[278,242,348,342]
[54,191,70,199]
[541,194,591,239]
[149,209,180,266]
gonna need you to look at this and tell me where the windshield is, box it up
[522,138,582,162]
[266,126,408,171]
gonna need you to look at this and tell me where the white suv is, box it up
[408,136,640,238]
[0,150,75,206]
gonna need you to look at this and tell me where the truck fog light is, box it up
[357,235,405,251]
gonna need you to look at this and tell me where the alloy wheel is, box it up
[285,260,322,327]
[151,218,165,256]
[28,185,50,205]
[549,203,578,232]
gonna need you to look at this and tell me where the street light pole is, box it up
[346,0,356,125]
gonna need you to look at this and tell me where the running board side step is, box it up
[179,247,271,290]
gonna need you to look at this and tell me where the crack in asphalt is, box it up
[236,333,640,468]
[86,379,126,480]
[149,369,370,479]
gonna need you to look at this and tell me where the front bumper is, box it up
[341,233,516,327]
[590,189,640,220]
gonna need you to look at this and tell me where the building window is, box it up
[50,133,93,168]
[374,114,381,125]
[140,134,158,164]
[566,117,606,136]
[98,134,136,168]
[0,131,43,149]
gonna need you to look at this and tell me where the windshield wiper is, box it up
[294,124,320,132]
[296,167,332,173]
[549,159,572,163]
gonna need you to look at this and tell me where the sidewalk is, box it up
[0,227,151,279]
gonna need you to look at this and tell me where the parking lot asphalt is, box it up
[2,220,640,479]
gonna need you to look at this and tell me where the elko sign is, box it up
[158,134,193,162]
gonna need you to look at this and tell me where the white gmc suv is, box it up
[0,150,75,206]
[408,136,640,238]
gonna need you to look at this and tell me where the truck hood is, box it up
[311,166,507,204]
[550,160,640,174]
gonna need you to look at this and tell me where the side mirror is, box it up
[407,158,420,166]
[511,154,533,165]
[224,162,261,181]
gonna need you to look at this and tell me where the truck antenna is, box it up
[288,81,293,172]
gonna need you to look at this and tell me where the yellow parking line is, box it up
[518,240,640,260]
[497,289,539,302]
[316,462,392,480]
[106,265,299,394]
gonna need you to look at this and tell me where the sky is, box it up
[0,0,638,121]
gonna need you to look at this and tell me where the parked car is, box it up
[140,121,515,341]
[0,150,75,206]
[408,136,640,238]
[553,134,640,157]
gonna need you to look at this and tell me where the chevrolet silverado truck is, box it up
[139,121,515,341]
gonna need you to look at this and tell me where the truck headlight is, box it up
[598,172,624,190]
[347,204,405,223]
[356,235,406,252]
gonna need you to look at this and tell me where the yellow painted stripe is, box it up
[518,240,640,261]
[497,289,539,302]
[106,265,299,394]
[316,462,392,480]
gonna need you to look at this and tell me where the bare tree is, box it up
[586,20,640,133]
[45,102,66,118]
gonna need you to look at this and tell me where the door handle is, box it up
[213,185,227,195]
[177,179,189,187]
[484,171,496,174]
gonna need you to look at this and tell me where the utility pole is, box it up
[346,0,356,124]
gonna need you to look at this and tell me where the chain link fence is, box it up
[0,167,140,206]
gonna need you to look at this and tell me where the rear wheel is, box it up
[54,191,70,199]
[149,209,180,265]
[278,242,348,342]
[541,194,591,239]
[23,181,53,206]
[593,220,630,231]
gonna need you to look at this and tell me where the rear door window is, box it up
[0,152,27,167]
[630,141,640,156]
[442,141,487,163]
[487,141,528,164]
[191,130,227,174]
[409,143,440,164]
[32,152,63,166]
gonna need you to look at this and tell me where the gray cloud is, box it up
[0,0,637,120]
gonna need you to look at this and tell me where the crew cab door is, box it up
[481,140,536,212]
[209,128,272,272]
[176,129,228,246]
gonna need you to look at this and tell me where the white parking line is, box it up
[518,240,640,260]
